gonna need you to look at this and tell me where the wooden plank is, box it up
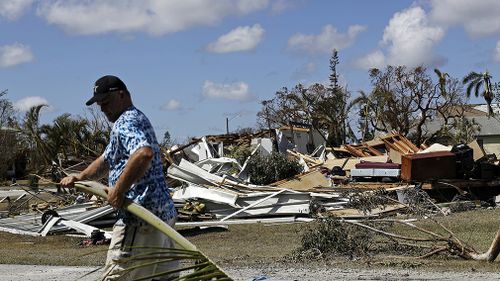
[394,138,412,153]
[344,144,367,157]
[391,139,410,154]
[382,139,401,153]
[364,144,383,156]
[399,136,419,152]
[286,149,323,165]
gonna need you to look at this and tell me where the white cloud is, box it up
[206,24,264,53]
[383,7,444,67]
[429,0,500,37]
[355,7,444,70]
[36,0,269,36]
[161,99,181,111]
[14,96,51,112]
[0,43,34,68]
[0,0,33,20]
[354,50,386,70]
[495,41,500,62]
[202,80,254,101]
[287,24,367,54]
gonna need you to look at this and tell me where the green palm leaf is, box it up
[463,70,495,116]
[74,181,232,281]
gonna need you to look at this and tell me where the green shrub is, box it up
[224,144,252,165]
[292,216,374,260]
[246,152,303,185]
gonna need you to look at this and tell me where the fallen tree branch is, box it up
[343,219,439,242]
[343,218,482,260]
[417,246,448,259]
[470,226,500,262]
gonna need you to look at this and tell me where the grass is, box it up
[394,208,500,252]
[0,208,500,273]
[0,233,107,266]
[186,223,304,265]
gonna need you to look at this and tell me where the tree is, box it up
[0,89,21,177]
[257,49,356,147]
[246,152,303,185]
[17,105,52,172]
[354,66,468,146]
[17,105,110,173]
[257,84,312,136]
[353,99,374,142]
[434,68,450,97]
[462,71,494,116]
[431,69,480,144]
[327,49,350,145]
[39,113,94,161]
[0,89,15,127]
[441,116,480,144]
[162,131,172,147]
[82,106,111,156]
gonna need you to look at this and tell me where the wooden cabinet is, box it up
[401,152,456,181]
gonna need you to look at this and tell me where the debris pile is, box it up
[1,128,500,241]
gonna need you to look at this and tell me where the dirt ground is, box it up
[1,263,500,281]
[2,209,500,280]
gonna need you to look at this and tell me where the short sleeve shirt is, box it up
[103,106,176,225]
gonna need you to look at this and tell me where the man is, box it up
[60,75,178,280]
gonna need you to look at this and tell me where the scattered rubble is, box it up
[1,129,500,255]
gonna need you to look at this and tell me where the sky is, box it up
[1,0,500,143]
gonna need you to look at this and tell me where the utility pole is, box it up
[225,114,241,135]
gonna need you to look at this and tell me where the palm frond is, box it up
[474,80,484,99]
[465,81,475,98]
[462,71,480,84]
[74,181,232,281]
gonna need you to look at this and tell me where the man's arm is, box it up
[60,155,108,186]
[105,146,153,208]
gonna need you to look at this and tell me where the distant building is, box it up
[276,124,327,155]
[424,104,500,157]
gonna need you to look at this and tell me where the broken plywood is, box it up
[273,169,331,190]
[324,155,389,172]
[468,139,487,161]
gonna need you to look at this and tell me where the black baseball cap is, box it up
[86,75,128,106]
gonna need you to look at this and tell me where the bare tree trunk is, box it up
[471,226,500,261]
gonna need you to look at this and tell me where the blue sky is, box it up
[1,0,500,143]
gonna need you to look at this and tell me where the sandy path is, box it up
[1,264,500,281]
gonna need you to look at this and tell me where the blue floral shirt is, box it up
[103,106,176,225]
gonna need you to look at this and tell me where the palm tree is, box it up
[17,105,53,171]
[462,71,494,116]
[434,68,449,97]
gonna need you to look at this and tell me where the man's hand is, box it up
[60,175,81,187]
[104,186,125,209]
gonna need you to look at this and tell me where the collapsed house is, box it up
[163,129,500,225]
[1,126,500,237]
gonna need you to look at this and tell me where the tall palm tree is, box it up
[434,68,449,97]
[462,71,494,116]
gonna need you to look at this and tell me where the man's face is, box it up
[97,91,122,122]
